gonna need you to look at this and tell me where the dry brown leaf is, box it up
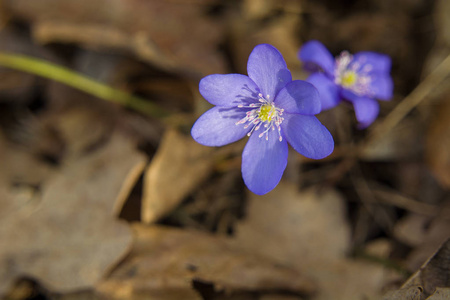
[0,131,56,188]
[426,97,450,188]
[235,182,351,264]
[402,238,450,298]
[235,182,394,300]
[384,239,450,300]
[0,132,146,295]
[96,224,317,299]
[141,128,216,224]
[382,286,423,300]
[5,0,225,75]
[426,287,450,300]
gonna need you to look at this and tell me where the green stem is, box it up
[0,52,168,118]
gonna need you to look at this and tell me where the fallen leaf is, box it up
[235,182,395,300]
[141,128,216,224]
[402,238,450,297]
[382,286,422,300]
[96,224,317,299]
[0,132,145,295]
[426,287,450,300]
[5,0,226,75]
[235,182,351,264]
[0,130,57,188]
[383,239,450,299]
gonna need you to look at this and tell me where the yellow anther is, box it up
[341,71,357,87]
[258,104,275,122]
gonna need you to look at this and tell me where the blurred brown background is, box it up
[0,0,449,299]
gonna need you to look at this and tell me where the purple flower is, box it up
[299,40,393,128]
[191,44,334,195]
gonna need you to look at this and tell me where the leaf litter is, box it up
[141,128,217,224]
[97,223,316,300]
[0,132,145,295]
[1,0,450,299]
[234,182,395,300]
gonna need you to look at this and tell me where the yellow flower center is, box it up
[235,93,284,142]
[341,71,357,88]
[258,104,276,122]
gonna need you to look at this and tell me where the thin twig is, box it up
[372,187,439,217]
[364,53,450,149]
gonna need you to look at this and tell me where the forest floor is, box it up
[0,0,449,299]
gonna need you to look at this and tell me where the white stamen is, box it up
[334,51,373,96]
[235,94,284,142]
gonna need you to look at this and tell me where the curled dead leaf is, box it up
[141,128,216,224]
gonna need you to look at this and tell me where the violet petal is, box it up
[191,106,249,146]
[275,80,321,115]
[298,40,335,76]
[282,114,334,159]
[247,44,292,101]
[241,130,288,195]
[199,74,260,107]
[342,90,380,128]
[307,73,341,110]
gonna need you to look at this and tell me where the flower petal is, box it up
[369,73,393,100]
[242,130,288,195]
[274,80,321,115]
[353,52,391,73]
[282,114,334,159]
[191,106,249,146]
[298,40,335,76]
[199,74,260,107]
[247,44,292,101]
[342,90,380,129]
[306,73,341,110]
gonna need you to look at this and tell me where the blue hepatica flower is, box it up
[191,44,334,195]
[299,40,393,128]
